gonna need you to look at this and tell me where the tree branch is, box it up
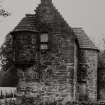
[0,8,11,17]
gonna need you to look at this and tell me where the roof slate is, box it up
[12,0,98,51]
[13,14,38,32]
[13,0,73,33]
[12,15,98,50]
[73,28,98,50]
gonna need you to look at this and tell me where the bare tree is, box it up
[0,0,11,17]
[0,8,10,17]
[0,34,18,86]
[0,34,14,71]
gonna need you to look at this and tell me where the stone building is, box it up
[9,0,99,103]
[98,57,105,100]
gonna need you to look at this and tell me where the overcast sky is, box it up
[0,0,105,50]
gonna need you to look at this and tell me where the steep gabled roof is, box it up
[12,0,73,34]
[73,28,98,50]
[11,0,98,51]
[35,0,73,33]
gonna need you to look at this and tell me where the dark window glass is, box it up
[78,64,87,82]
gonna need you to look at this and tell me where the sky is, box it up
[0,0,105,50]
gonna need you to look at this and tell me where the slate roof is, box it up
[34,0,73,33]
[13,14,38,32]
[12,15,98,50]
[73,28,98,50]
[12,0,98,51]
[12,0,73,33]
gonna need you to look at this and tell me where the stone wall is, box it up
[78,49,98,102]
[98,67,105,100]
[13,31,37,65]
[14,32,78,104]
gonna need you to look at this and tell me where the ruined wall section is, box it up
[79,49,98,102]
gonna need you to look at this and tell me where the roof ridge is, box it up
[41,0,52,4]
[25,14,35,17]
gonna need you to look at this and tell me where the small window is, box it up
[40,44,48,50]
[40,33,48,50]
[40,33,48,42]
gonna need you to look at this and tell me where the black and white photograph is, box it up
[0,0,105,105]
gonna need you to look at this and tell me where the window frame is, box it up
[40,33,49,51]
